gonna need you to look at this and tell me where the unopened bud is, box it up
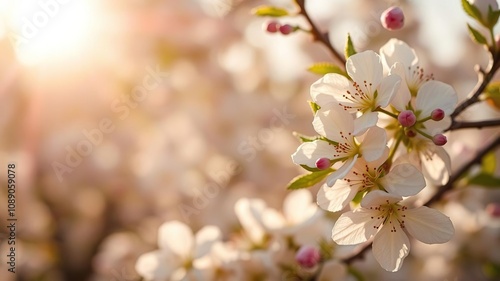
[486,203,500,217]
[266,21,280,33]
[431,109,445,121]
[295,245,321,268]
[398,110,417,127]
[432,134,447,146]
[315,158,331,170]
[279,24,294,35]
[381,7,405,31]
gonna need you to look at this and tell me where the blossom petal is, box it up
[261,208,286,230]
[284,189,318,224]
[194,226,222,258]
[380,39,418,69]
[359,127,387,161]
[326,155,358,186]
[135,250,177,281]
[291,140,335,168]
[361,190,402,208]
[158,221,194,259]
[389,62,412,111]
[415,81,457,117]
[372,221,410,272]
[380,163,425,197]
[313,109,354,142]
[404,206,455,244]
[317,182,358,212]
[421,146,451,185]
[234,198,266,243]
[376,74,401,108]
[346,51,383,91]
[353,112,378,136]
[331,208,381,245]
[310,73,352,108]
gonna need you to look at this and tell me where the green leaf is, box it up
[344,33,357,59]
[487,6,500,27]
[467,24,488,45]
[293,132,318,143]
[484,81,500,110]
[468,173,500,188]
[308,100,321,114]
[252,5,289,17]
[307,62,348,77]
[287,168,333,190]
[462,0,484,23]
[482,152,497,174]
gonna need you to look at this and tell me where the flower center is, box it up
[408,65,434,95]
[340,80,375,112]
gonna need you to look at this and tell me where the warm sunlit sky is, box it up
[0,0,485,67]
[0,0,100,66]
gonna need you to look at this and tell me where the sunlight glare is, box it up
[7,0,98,66]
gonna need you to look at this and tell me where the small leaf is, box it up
[462,0,484,23]
[344,33,357,59]
[468,173,500,188]
[252,5,289,17]
[287,168,334,190]
[487,6,500,27]
[467,24,488,45]
[308,100,321,114]
[482,152,496,174]
[292,132,318,143]
[484,81,500,110]
[307,62,348,77]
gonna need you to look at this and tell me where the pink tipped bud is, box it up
[398,110,417,127]
[381,6,405,31]
[486,203,500,217]
[432,134,447,146]
[431,109,445,121]
[266,21,280,33]
[405,128,417,138]
[315,158,331,170]
[279,24,294,35]
[295,245,321,268]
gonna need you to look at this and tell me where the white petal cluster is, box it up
[292,39,457,271]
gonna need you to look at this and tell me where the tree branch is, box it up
[451,55,500,119]
[446,119,500,131]
[295,0,346,66]
[424,135,500,206]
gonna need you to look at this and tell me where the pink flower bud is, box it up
[432,134,447,146]
[381,7,405,31]
[295,245,321,268]
[398,110,417,127]
[315,158,331,170]
[486,203,500,217]
[279,24,294,35]
[266,21,280,33]
[431,109,445,121]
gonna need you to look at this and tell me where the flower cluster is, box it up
[291,39,456,271]
[135,190,351,280]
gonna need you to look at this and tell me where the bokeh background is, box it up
[0,0,499,280]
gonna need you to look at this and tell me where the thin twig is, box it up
[424,135,500,206]
[450,56,500,119]
[446,119,500,131]
[295,0,346,66]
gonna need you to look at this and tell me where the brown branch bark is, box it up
[295,0,346,66]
